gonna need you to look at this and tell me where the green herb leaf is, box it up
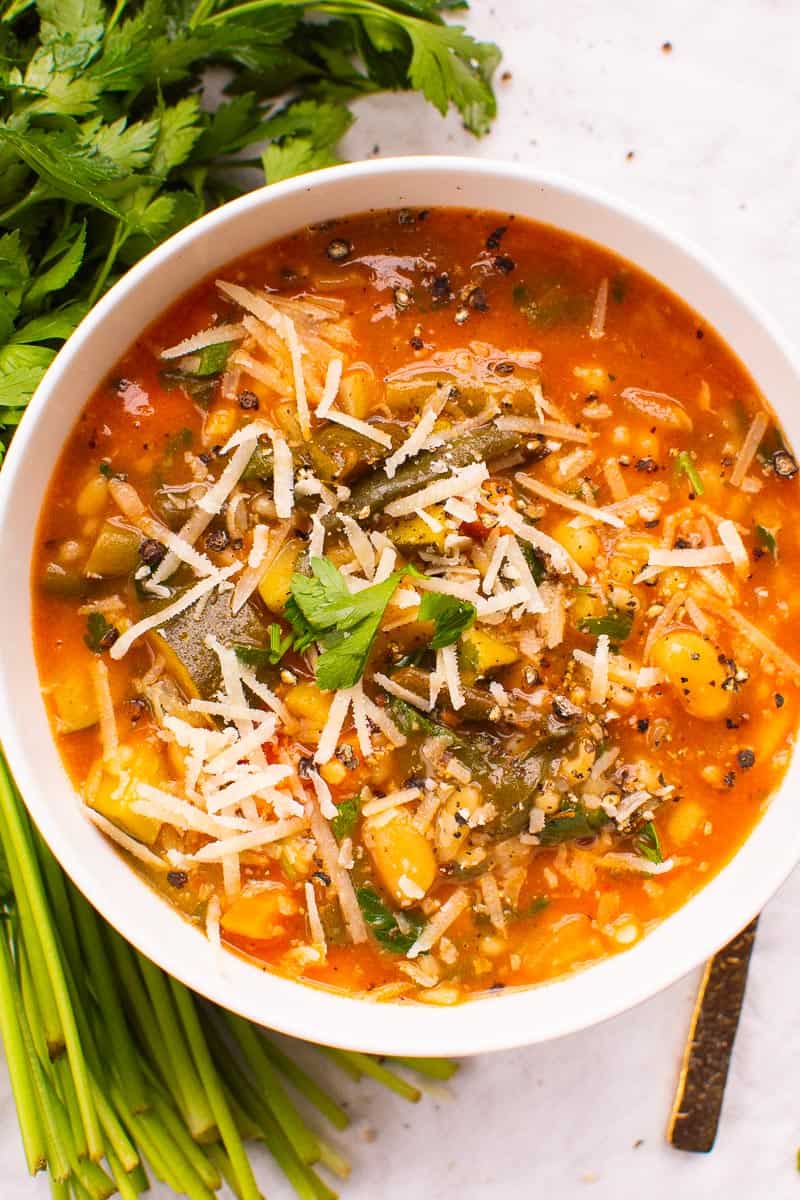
[234,625,292,669]
[287,557,411,689]
[418,591,476,649]
[331,794,362,841]
[675,449,705,496]
[84,611,116,653]
[633,820,664,865]
[538,803,609,846]
[519,538,546,583]
[23,222,86,310]
[194,341,232,377]
[578,609,634,642]
[10,301,88,345]
[755,523,778,560]
[356,885,424,954]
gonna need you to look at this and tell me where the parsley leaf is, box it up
[287,557,411,690]
[234,624,292,669]
[578,609,634,642]
[419,591,476,649]
[331,794,362,841]
[755,523,778,560]
[633,820,664,865]
[84,611,118,653]
[356,885,425,954]
[0,0,500,458]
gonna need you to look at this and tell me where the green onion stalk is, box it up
[0,755,457,1199]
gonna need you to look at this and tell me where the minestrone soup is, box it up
[33,208,800,1004]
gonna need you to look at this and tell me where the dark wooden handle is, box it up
[668,915,759,1153]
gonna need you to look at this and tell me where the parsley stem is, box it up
[169,978,262,1200]
[138,956,216,1140]
[106,0,127,34]
[223,1009,322,1165]
[391,1055,459,1081]
[0,181,49,225]
[258,1033,350,1130]
[205,1016,326,1200]
[106,1150,141,1200]
[323,1048,421,1101]
[0,759,103,1159]
[0,929,46,1175]
[87,222,125,307]
[66,882,148,1115]
[205,1143,245,1200]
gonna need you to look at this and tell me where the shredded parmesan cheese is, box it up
[305,791,367,944]
[373,671,432,712]
[717,518,749,576]
[268,429,294,518]
[383,393,446,479]
[385,462,489,518]
[648,545,732,568]
[316,356,343,418]
[588,277,608,339]
[110,564,238,658]
[516,472,625,528]
[305,881,327,956]
[495,415,594,444]
[439,645,464,710]
[362,788,421,818]
[89,658,118,761]
[84,807,167,869]
[199,434,260,515]
[314,689,352,765]
[730,411,769,488]
[160,324,245,359]
[407,889,469,959]
[323,408,393,448]
[590,634,610,705]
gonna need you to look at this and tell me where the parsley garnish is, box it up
[538,803,609,845]
[84,611,118,653]
[234,624,292,669]
[633,820,664,865]
[0,2,500,455]
[286,557,411,690]
[578,609,634,642]
[418,592,476,649]
[675,450,705,496]
[355,886,425,955]
[755,524,778,560]
[331,794,362,842]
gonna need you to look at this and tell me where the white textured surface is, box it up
[4,1,800,1195]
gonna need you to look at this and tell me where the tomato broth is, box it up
[32,208,800,1004]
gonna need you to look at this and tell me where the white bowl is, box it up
[2,157,799,1057]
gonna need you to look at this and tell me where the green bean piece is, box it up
[334,425,525,525]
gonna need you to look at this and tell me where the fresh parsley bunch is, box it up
[0,0,500,457]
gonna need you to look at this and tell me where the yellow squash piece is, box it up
[52,665,125,733]
[389,505,447,553]
[88,740,166,845]
[460,628,519,679]
[258,539,303,615]
[84,520,141,578]
[220,890,288,940]
[284,682,332,735]
[364,811,437,907]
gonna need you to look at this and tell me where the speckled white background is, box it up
[4,2,800,1196]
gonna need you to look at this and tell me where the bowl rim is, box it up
[2,154,800,1057]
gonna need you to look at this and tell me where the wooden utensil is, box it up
[668,916,759,1152]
